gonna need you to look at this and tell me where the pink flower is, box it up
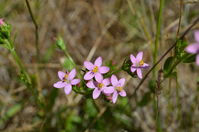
[130,52,149,79]
[84,57,110,81]
[86,77,114,99]
[110,75,126,103]
[185,30,199,65]
[0,18,4,26]
[53,69,80,95]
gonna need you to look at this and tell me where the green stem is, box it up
[153,1,164,131]
[64,50,75,65]
[154,94,162,132]
[9,40,31,84]
[153,0,165,78]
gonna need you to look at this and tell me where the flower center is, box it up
[92,66,99,73]
[97,83,104,89]
[116,86,123,92]
[139,60,144,66]
[63,74,69,82]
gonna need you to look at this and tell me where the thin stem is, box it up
[132,16,199,96]
[9,40,31,85]
[63,50,75,66]
[153,1,164,131]
[25,0,42,103]
[176,0,183,37]
[25,0,39,61]
[155,93,162,132]
[153,0,165,78]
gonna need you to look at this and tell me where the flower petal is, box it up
[119,90,126,97]
[185,43,199,54]
[95,73,103,83]
[130,54,136,63]
[119,78,125,87]
[194,30,199,42]
[102,78,110,86]
[142,63,149,68]
[196,54,199,66]
[68,69,76,80]
[58,71,65,80]
[94,56,102,67]
[137,69,143,79]
[84,71,95,80]
[103,86,114,94]
[86,81,96,89]
[64,84,72,95]
[131,67,136,72]
[84,61,94,70]
[53,81,66,88]
[93,88,101,99]
[71,79,80,85]
[99,66,110,74]
[111,75,118,86]
[136,52,143,61]
[112,91,118,103]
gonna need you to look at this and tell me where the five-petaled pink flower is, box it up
[84,57,110,81]
[86,76,114,99]
[0,18,4,26]
[53,69,80,95]
[130,52,149,79]
[110,75,126,103]
[185,30,199,65]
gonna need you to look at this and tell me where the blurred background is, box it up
[0,0,199,131]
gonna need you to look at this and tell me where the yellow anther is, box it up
[63,74,69,82]
[92,66,99,73]
[116,86,123,92]
[64,74,68,78]
[97,83,104,89]
[139,60,144,66]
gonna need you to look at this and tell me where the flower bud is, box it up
[55,36,66,51]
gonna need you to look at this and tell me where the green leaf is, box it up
[163,56,175,71]
[182,54,196,63]
[163,56,175,77]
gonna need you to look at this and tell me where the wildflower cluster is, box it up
[0,18,198,104]
[54,52,149,103]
